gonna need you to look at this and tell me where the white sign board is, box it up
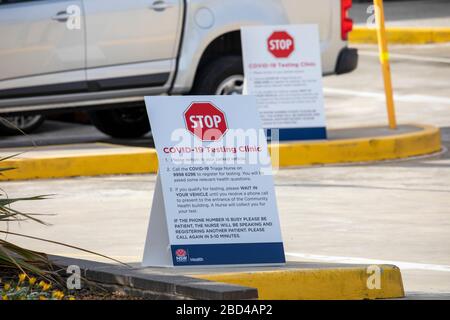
[241,24,327,141]
[142,95,285,267]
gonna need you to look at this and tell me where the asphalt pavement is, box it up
[2,43,449,147]
[1,43,449,298]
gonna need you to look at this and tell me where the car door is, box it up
[0,0,86,98]
[83,0,182,90]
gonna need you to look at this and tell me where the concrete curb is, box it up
[50,255,258,300]
[272,124,441,167]
[350,26,450,44]
[0,143,158,181]
[50,255,405,300]
[195,265,405,300]
[0,124,441,181]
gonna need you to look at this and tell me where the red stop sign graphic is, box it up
[184,102,228,141]
[267,31,295,58]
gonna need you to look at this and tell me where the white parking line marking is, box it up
[285,252,450,272]
[359,50,450,64]
[324,87,450,105]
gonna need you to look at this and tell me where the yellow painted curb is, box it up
[350,26,450,44]
[194,264,405,300]
[271,124,441,167]
[0,124,441,181]
[0,144,158,181]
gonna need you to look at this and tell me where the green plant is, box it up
[0,154,55,280]
[0,154,130,293]
[0,273,74,300]
[0,114,132,299]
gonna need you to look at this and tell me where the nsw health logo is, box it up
[175,248,188,263]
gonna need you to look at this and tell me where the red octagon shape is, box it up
[267,31,295,58]
[184,102,228,141]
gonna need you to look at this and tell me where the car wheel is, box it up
[89,106,150,138]
[191,55,244,95]
[0,114,45,135]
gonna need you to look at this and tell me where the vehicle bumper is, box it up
[335,47,359,75]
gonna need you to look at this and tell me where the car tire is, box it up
[89,106,150,138]
[0,114,45,135]
[190,55,244,95]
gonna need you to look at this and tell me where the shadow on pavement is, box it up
[0,120,155,149]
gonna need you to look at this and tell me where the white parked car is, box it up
[0,0,357,137]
